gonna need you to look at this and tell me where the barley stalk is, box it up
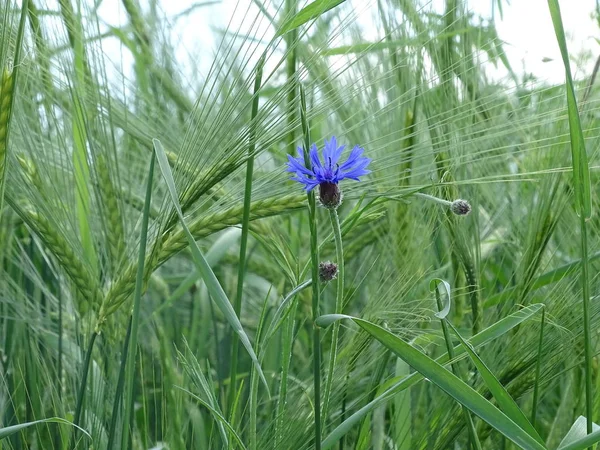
[99,193,306,321]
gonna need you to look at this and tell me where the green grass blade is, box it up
[431,279,482,450]
[121,151,156,450]
[228,53,265,417]
[444,320,544,444]
[558,419,600,450]
[547,0,591,219]
[177,387,246,450]
[153,138,269,392]
[317,315,546,450]
[531,308,546,427]
[299,83,322,450]
[277,0,347,36]
[0,418,89,440]
[548,0,594,436]
[319,304,544,449]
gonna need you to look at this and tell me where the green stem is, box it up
[300,84,321,450]
[69,331,98,450]
[580,211,593,434]
[106,315,133,450]
[435,287,481,450]
[322,208,344,423]
[227,53,265,418]
[531,308,545,428]
[121,152,156,450]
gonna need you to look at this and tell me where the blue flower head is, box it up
[287,136,370,208]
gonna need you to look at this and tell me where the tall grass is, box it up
[2,0,600,449]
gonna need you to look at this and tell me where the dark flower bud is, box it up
[451,199,471,216]
[319,261,338,282]
[319,182,342,209]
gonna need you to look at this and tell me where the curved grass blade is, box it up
[317,315,546,450]
[319,304,544,449]
[153,138,269,392]
[0,417,90,440]
[430,278,451,319]
[444,320,544,444]
[548,0,594,435]
[277,0,347,36]
[431,279,481,450]
[558,416,600,449]
[558,417,600,450]
[547,0,591,219]
[176,387,247,450]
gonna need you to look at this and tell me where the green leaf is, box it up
[445,320,544,444]
[319,316,545,450]
[558,416,600,449]
[558,416,600,450]
[153,138,269,392]
[430,278,451,319]
[177,386,246,450]
[319,304,544,449]
[277,0,347,36]
[0,418,89,440]
[547,0,592,218]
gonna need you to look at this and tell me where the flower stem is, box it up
[300,84,321,450]
[322,208,344,423]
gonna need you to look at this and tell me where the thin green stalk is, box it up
[531,308,545,428]
[434,284,482,450]
[275,299,298,447]
[548,0,593,434]
[300,84,321,450]
[227,54,265,418]
[322,208,344,423]
[69,331,98,450]
[580,212,593,434]
[106,315,133,450]
[121,152,156,450]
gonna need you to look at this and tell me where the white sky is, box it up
[96,0,600,85]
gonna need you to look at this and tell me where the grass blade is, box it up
[0,418,89,440]
[548,0,594,435]
[121,152,156,450]
[153,138,269,391]
[277,0,347,36]
[320,304,544,449]
[444,320,543,444]
[317,315,546,450]
[228,53,265,416]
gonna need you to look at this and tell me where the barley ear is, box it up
[0,68,14,177]
[22,207,102,312]
[97,154,125,269]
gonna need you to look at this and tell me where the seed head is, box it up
[318,261,338,282]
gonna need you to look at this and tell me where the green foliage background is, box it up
[1,0,600,448]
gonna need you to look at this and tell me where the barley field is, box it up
[1,0,600,449]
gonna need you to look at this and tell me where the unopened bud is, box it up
[451,199,471,216]
[318,261,338,282]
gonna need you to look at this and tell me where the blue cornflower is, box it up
[287,136,370,208]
